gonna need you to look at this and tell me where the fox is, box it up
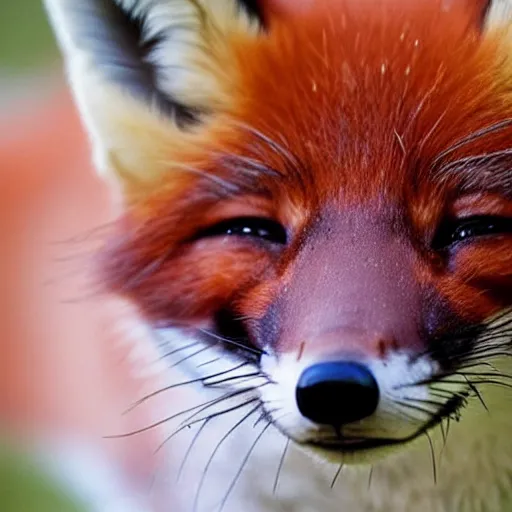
[42,0,512,511]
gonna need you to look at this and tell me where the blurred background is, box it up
[0,2,164,510]
[1,1,57,107]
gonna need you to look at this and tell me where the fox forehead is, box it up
[197,0,512,206]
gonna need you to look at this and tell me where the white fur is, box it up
[37,438,150,512]
[488,0,512,26]
[147,313,512,512]
[259,351,439,453]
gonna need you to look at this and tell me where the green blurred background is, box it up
[0,0,60,107]
[1,2,57,69]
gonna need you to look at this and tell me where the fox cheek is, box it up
[100,235,274,326]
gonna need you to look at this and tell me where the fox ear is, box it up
[464,0,492,29]
[44,0,265,190]
[484,0,512,28]
[451,0,511,30]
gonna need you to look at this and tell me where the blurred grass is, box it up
[0,443,87,512]
[0,1,58,72]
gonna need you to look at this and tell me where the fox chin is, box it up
[44,0,512,511]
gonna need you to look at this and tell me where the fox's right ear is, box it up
[44,0,266,193]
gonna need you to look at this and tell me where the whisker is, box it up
[176,393,261,431]
[170,345,214,369]
[204,372,266,388]
[330,464,344,489]
[439,421,446,447]
[221,153,283,179]
[193,405,261,512]
[109,388,257,439]
[368,466,374,490]
[176,419,211,482]
[158,341,203,361]
[124,362,249,413]
[169,162,241,193]
[157,397,262,457]
[273,438,290,495]
[457,361,500,372]
[233,121,300,171]
[121,246,175,291]
[428,388,463,400]
[393,399,437,419]
[416,110,447,155]
[457,369,512,380]
[106,401,220,439]
[197,358,222,368]
[386,403,426,424]
[48,220,115,246]
[465,377,489,412]
[432,118,512,165]
[439,419,449,460]
[425,431,437,485]
[198,328,266,356]
[464,379,512,391]
[217,421,271,512]
[253,411,268,428]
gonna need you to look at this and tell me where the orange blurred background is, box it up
[0,2,164,505]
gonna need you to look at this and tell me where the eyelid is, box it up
[451,193,512,218]
[203,196,275,226]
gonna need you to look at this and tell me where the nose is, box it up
[296,361,379,426]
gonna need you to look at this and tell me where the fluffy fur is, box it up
[45,1,512,511]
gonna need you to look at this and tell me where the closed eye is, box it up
[196,216,288,245]
[432,215,512,250]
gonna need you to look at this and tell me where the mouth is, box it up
[300,392,469,456]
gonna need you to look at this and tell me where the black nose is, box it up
[296,361,379,426]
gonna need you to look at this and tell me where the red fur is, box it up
[100,0,512,345]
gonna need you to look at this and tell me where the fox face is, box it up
[46,0,512,501]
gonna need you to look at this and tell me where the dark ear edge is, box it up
[56,1,203,127]
[48,0,268,127]
[238,0,267,27]
[476,0,493,30]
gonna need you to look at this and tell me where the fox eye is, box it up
[432,215,512,250]
[198,217,287,245]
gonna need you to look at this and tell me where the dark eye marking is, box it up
[432,215,512,250]
[197,217,287,245]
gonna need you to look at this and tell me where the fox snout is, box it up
[263,208,425,358]
[252,210,423,430]
[251,208,479,454]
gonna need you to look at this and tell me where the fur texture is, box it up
[44,1,512,511]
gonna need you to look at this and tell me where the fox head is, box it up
[46,0,512,468]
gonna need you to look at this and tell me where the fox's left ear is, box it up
[457,0,511,30]
[43,0,266,192]
[459,0,491,29]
